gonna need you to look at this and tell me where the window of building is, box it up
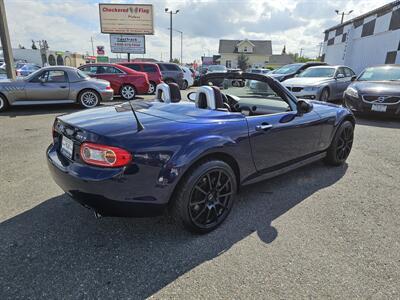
[48,54,56,66]
[56,55,64,66]
[342,33,347,43]
[324,31,329,41]
[385,51,397,64]
[226,60,232,68]
[244,46,248,52]
[389,8,400,31]
[335,26,344,36]
[327,38,335,46]
[361,19,376,37]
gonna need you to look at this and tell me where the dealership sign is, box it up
[110,35,145,54]
[99,4,154,35]
[96,45,105,55]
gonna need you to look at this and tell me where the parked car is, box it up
[181,66,194,89]
[269,62,327,82]
[118,62,162,95]
[16,63,41,77]
[79,63,149,100]
[47,72,355,233]
[283,65,356,101]
[0,66,113,112]
[156,62,184,89]
[207,65,227,74]
[344,65,400,117]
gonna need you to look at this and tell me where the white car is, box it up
[181,66,194,90]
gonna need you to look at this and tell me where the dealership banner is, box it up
[99,4,154,35]
[110,35,145,54]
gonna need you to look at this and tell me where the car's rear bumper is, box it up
[46,144,169,217]
[344,95,400,116]
[99,90,114,101]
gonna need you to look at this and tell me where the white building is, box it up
[322,1,400,74]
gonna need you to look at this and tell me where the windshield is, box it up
[208,65,227,72]
[358,66,400,81]
[299,67,335,78]
[271,64,303,75]
[77,69,90,79]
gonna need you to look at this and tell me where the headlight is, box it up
[303,86,319,91]
[345,87,358,98]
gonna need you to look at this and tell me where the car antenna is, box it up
[128,100,144,131]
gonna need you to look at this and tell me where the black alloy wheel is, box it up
[320,88,329,102]
[325,120,354,165]
[189,169,233,229]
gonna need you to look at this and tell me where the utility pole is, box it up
[168,28,183,64]
[317,42,323,59]
[165,8,179,62]
[335,10,353,24]
[90,36,95,56]
[0,0,15,80]
[299,48,304,58]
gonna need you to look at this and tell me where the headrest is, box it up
[155,82,181,103]
[195,86,226,110]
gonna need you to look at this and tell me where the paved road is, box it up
[0,98,399,299]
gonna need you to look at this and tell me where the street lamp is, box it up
[168,28,183,64]
[165,8,180,62]
[335,10,354,24]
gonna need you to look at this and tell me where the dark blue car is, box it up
[47,73,355,233]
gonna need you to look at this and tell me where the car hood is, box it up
[284,77,332,86]
[350,81,400,95]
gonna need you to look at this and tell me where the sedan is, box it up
[344,65,400,117]
[79,63,149,100]
[283,65,356,101]
[47,72,355,233]
[0,66,113,112]
[269,62,327,82]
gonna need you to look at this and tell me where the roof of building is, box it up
[324,0,399,32]
[268,54,294,64]
[218,39,272,55]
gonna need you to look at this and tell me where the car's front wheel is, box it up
[182,80,188,90]
[120,84,136,100]
[324,120,354,166]
[148,82,156,94]
[171,160,237,233]
[0,94,9,112]
[78,90,100,109]
[319,87,330,102]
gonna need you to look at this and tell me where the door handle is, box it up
[60,86,67,89]
[255,123,273,131]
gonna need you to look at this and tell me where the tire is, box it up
[171,159,237,234]
[164,78,174,84]
[148,82,156,95]
[120,84,136,100]
[78,89,100,109]
[182,80,188,90]
[319,87,330,102]
[324,120,354,166]
[0,94,9,112]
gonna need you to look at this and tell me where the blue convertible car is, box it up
[47,73,355,233]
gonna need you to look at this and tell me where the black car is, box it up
[270,62,327,82]
[344,65,400,117]
[156,62,185,89]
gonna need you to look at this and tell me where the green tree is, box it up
[31,40,37,50]
[171,58,180,64]
[237,53,249,71]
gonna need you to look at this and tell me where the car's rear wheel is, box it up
[148,81,156,94]
[78,90,100,109]
[182,80,188,90]
[320,88,330,102]
[120,84,136,100]
[324,120,354,166]
[171,160,237,233]
[0,94,9,112]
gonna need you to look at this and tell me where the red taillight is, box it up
[80,142,132,168]
[106,86,112,90]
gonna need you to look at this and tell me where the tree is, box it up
[18,44,25,49]
[171,58,180,64]
[31,40,37,50]
[237,53,249,71]
[281,45,286,54]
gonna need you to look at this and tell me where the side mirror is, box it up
[296,99,313,115]
[351,75,357,81]
[39,77,46,84]
[187,91,196,102]
[336,73,345,79]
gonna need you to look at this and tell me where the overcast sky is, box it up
[4,0,393,63]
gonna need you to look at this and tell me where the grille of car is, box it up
[362,95,400,105]
[291,87,303,92]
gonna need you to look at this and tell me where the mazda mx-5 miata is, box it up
[47,72,355,233]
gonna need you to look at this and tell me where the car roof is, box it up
[41,66,77,71]
[307,65,340,69]
[118,61,157,65]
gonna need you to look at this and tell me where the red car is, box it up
[78,63,149,100]
[118,62,162,94]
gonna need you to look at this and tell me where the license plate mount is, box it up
[371,104,387,112]
[61,136,74,159]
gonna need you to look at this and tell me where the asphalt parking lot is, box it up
[0,95,399,299]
